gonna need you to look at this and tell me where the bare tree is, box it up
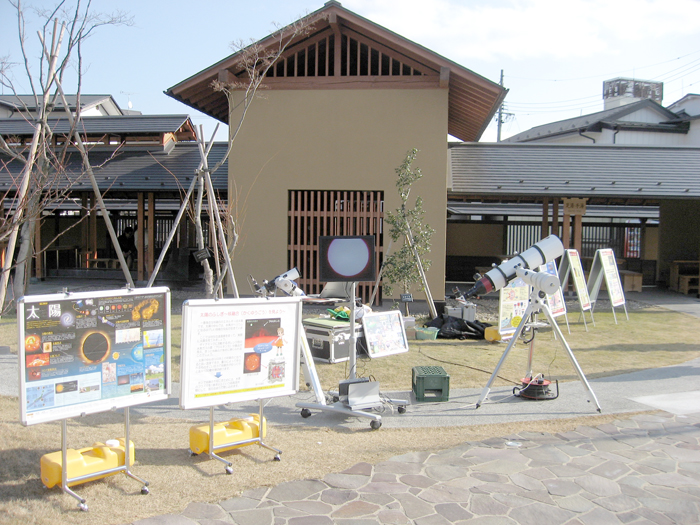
[0,0,133,312]
[149,13,323,298]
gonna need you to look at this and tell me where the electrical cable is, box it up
[417,347,520,386]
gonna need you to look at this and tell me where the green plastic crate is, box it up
[412,366,450,402]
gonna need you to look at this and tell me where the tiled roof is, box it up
[0,115,193,136]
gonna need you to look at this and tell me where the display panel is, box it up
[361,310,408,358]
[319,235,376,282]
[18,288,171,426]
[180,297,301,409]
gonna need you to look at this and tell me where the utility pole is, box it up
[497,69,504,142]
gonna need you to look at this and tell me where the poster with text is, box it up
[567,250,592,310]
[19,288,171,426]
[598,248,626,307]
[498,277,530,340]
[540,261,566,318]
[180,297,301,409]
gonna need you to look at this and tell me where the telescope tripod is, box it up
[476,286,601,412]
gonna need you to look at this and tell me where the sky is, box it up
[3,0,700,143]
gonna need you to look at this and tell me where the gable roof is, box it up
[0,115,196,138]
[0,143,228,198]
[504,99,684,143]
[165,1,506,142]
[0,94,121,114]
[449,142,700,203]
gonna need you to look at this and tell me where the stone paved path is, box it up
[130,411,700,524]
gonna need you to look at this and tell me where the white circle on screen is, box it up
[327,239,370,277]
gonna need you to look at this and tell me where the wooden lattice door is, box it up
[288,190,384,303]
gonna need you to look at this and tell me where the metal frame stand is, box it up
[202,399,282,475]
[59,407,149,512]
[476,287,602,412]
[296,283,407,430]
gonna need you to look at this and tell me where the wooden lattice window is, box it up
[288,190,384,303]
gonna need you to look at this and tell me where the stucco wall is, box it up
[227,88,449,298]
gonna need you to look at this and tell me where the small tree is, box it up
[382,148,435,315]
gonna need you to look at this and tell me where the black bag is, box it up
[426,314,490,340]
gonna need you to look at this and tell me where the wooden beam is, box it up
[541,197,549,237]
[440,67,450,88]
[138,192,145,282]
[148,192,155,277]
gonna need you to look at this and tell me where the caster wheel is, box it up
[398,405,407,414]
[274,454,281,461]
[332,396,339,403]
[225,465,233,475]
[78,502,88,512]
[189,449,198,457]
[370,420,382,430]
[141,486,150,495]
[300,408,312,418]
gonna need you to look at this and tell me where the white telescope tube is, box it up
[515,267,560,295]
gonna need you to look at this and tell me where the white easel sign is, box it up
[180,297,301,409]
[497,277,530,340]
[587,248,629,323]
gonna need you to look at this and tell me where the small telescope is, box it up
[464,235,564,298]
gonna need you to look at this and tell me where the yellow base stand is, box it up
[41,438,135,489]
[189,415,266,455]
[484,326,502,342]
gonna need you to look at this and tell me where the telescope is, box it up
[464,235,564,298]
[251,268,305,297]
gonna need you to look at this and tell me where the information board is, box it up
[18,287,171,426]
[180,297,301,409]
[588,248,626,307]
[559,249,592,311]
[497,277,530,340]
[540,261,567,318]
[361,310,409,358]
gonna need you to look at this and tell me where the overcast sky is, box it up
[2,0,700,142]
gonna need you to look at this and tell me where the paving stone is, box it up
[642,471,698,488]
[506,501,574,525]
[413,514,452,525]
[388,451,432,464]
[546,464,588,478]
[229,508,276,525]
[393,492,436,519]
[520,467,555,481]
[520,489,556,505]
[491,493,533,509]
[360,482,409,494]
[567,455,606,471]
[182,502,228,520]
[588,459,631,479]
[632,506,676,525]
[320,488,357,505]
[542,478,581,496]
[471,472,509,483]
[458,517,518,524]
[220,496,261,511]
[377,509,410,524]
[287,516,334,525]
[267,480,328,502]
[595,424,621,435]
[399,474,437,488]
[593,493,640,512]
[642,484,690,500]
[471,459,529,475]
[508,472,544,492]
[198,519,235,525]
[520,445,572,464]
[324,473,370,489]
[573,474,621,497]
[332,520,378,525]
[273,506,308,518]
[374,461,423,475]
[285,500,334,515]
[577,506,625,525]
[241,486,269,500]
[371,472,399,483]
[468,493,509,515]
[331,500,380,518]
[417,484,473,504]
[553,494,596,512]
[361,492,396,505]
[342,462,373,475]
[425,465,470,481]
[553,443,593,458]
[132,515,198,525]
[434,502,473,521]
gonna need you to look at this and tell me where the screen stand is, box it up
[476,287,601,413]
[58,407,149,512]
[296,283,407,430]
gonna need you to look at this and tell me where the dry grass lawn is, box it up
[1,306,699,525]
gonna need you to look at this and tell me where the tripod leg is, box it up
[542,305,602,412]
[476,310,531,408]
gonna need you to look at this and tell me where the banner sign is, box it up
[19,288,171,426]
